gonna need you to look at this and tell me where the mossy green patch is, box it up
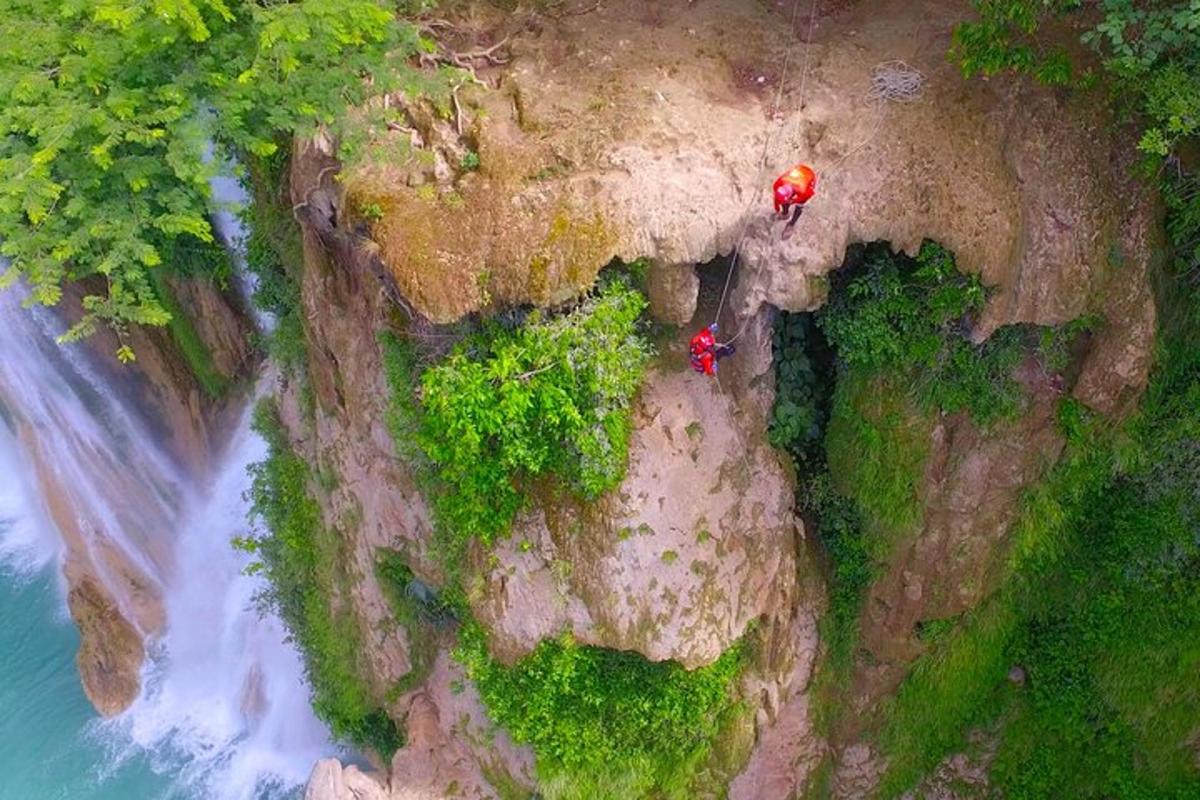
[874,247,1200,796]
[825,372,932,546]
[770,240,1095,750]
[147,267,230,399]
[375,551,452,698]
[239,399,402,757]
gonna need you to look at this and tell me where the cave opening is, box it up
[767,243,875,482]
[688,253,739,333]
[770,237,1099,748]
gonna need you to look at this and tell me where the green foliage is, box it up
[1084,2,1200,159]
[418,280,651,545]
[876,601,1020,796]
[804,472,872,732]
[375,551,453,695]
[241,399,402,756]
[455,621,746,798]
[951,0,1079,85]
[954,0,1200,162]
[875,261,1200,797]
[802,373,933,735]
[242,155,309,376]
[460,150,481,172]
[876,408,1120,796]
[605,257,651,292]
[991,490,1200,797]
[820,241,1033,425]
[768,313,832,470]
[1165,173,1200,276]
[821,242,985,374]
[0,0,422,341]
[768,241,1099,758]
[825,372,933,542]
[358,200,385,222]
[379,331,427,465]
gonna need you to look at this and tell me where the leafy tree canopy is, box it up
[953,0,1200,161]
[0,0,421,350]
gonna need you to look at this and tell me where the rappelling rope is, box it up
[715,59,926,352]
[712,0,819,329]
[699,11,926,485]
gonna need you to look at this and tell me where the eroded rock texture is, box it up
[469,364,797,668]
[296,0,1161,796]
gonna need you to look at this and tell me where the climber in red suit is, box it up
[689,323,736,376]
[773,163,817,241]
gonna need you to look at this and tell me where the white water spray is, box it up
[0,227,334,797]
[116,404,334,799]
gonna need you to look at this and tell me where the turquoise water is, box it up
[0,415,328,800]
[0,251,335,798]
[0,201,334,798]
[0,561,174,800]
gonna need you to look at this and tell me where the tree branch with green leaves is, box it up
[953,0,1200,162]
[0,0,424,357]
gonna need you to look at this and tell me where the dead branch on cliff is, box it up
[417,33,511,71]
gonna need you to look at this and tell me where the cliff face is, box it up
[294,0,1160,797]
[468,362,798,669]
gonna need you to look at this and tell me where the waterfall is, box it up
[0,219,335,796]
[116,401,335,799]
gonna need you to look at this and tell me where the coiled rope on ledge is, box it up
[867,60,926,103]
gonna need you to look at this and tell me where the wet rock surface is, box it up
[68,576,146,717]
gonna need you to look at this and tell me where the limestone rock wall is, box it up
[468,364,798,668]
[337,0,1152,416]
[295,0,1162,797]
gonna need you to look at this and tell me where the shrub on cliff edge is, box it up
[455,620,746,799]
[412,278,651,546]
